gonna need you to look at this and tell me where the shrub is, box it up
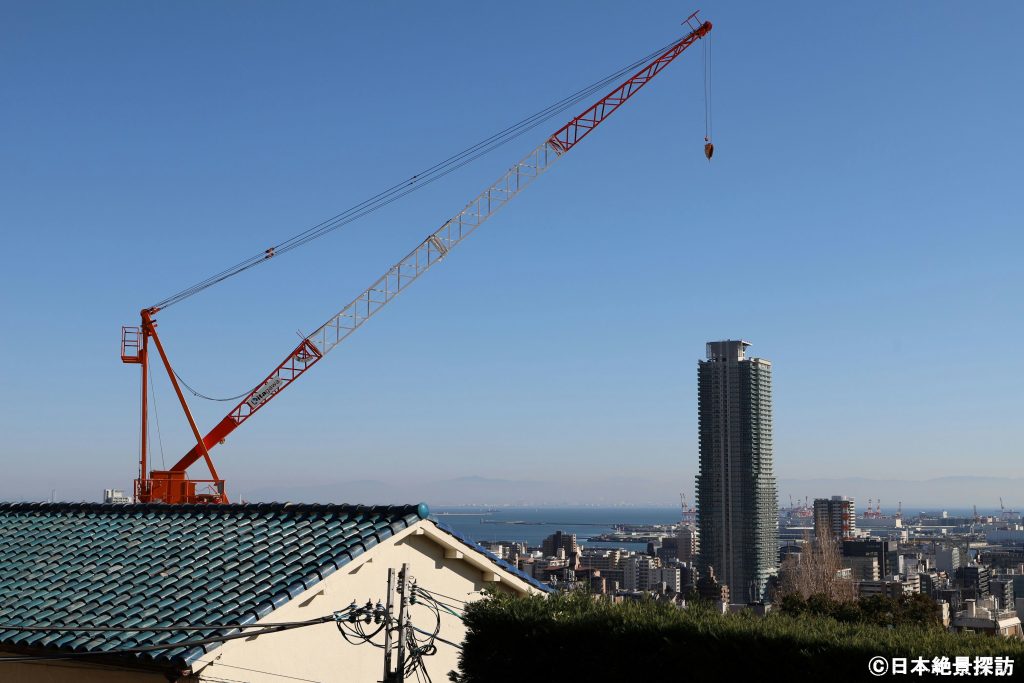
[780,592,943,629]
[449,591,1024,682]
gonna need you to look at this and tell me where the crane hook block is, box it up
[704,142,714,161]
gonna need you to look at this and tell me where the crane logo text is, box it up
[247,377,283,410]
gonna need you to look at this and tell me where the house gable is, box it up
[189,519,546,683]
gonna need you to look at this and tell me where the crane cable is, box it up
[149,35,691,313]
[173,369,254,402]
[149,355,167,469]
[702,31,713,160]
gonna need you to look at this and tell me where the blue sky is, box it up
[1,2,1021,505]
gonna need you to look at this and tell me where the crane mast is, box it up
[123,14,712,504]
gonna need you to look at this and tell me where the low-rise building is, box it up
[623,555,661,591]
[991,577,1016,609]
[0,502,549,682]
[649,566,682,593]
[541,530,577,558]
[678,525,698,562]
[102,488,133,504]
[934,547,962,574]
[843,539,893,577]
[858,578,918,599]
[579,548,624,572]
[844,555,880,582]
[951,597,1022,639]
[956,565,992,600]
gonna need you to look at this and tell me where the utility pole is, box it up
[339,566,442,683]
[394,563,409,682]
[382,568,395,683]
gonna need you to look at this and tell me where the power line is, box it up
[415,588,463,620]
[0,616,338,633]
[413,586,469,605]
[1,581,465,679]
[195,661,325,683]
[410,627,462,652]
[0,612,354,664]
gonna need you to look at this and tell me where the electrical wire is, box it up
[196,661,325,683]
[0,615,338,633]
[416,591,464,613]
[193,675,251,683]
[413,586,468,605]
[0,611,355,664]
[410,626,462,652]
[334,604,388,650]
[0,624,312,663]
[400,592,446,682]
[404,629,435,683]
[415,589,464,620]
[148,34,689,312]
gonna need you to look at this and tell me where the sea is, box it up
[429,506,681,550]
[428,506,986,551]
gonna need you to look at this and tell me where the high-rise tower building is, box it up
[696,340,778,602]
[813,495,857,542]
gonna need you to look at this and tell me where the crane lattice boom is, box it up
[126,15,712,503]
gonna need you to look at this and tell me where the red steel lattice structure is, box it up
[123,14,712,503]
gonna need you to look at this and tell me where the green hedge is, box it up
[449,591,1024,682]
[779,592,945,628]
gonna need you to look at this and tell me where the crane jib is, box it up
[143,16,712,502]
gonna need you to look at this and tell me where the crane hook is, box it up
[704,137,714,161]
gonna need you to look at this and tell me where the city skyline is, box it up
[1,3,1022,678]
[1,2,1022,504]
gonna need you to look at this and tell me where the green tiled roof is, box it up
[0,502,429,669]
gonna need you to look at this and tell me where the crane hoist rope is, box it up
[121,13,713,504]
[148,35,693,314]
[703,30,714,160]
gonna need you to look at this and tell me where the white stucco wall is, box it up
[0,656,172,682]
[187,520,540,683]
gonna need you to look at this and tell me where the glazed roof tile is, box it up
[0,502,428,669]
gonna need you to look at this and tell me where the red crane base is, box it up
[135,470,227,504]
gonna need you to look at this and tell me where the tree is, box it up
[776,532,856,602]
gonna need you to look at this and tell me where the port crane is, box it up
[680,493,697,526]
[121,14,712,503]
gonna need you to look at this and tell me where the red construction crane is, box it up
[121,14,713,504]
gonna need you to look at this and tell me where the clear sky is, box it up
[1,2,1021,506]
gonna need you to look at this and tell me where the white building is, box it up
[103,488,133,504]
[623,556,661,591]
[650,566,682,593]
[951,597,1023,639]
[0,502,548,682]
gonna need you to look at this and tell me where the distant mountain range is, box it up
[246,475,673,507]
[244,475,1023,510]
